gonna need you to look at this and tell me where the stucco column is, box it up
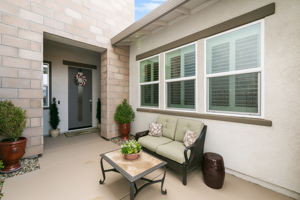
[100,46,129,139]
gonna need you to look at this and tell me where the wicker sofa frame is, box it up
[135,125,207,185]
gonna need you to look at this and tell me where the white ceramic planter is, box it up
[50,129,60,137]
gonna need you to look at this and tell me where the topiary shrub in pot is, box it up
[49,98,60,137]
[0,101,27,172]
[96,98,101,130]
[114,99,135,140]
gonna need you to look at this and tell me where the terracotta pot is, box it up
[0,137,27,173]
[119,123,130,140]
[50,129,60,137]
[123,152,140,160]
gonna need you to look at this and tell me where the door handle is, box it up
[89,99,92,111]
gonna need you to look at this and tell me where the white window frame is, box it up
[43,62,51,108]
[163,42,198,112]
[139,54,160,108]
[204,20,264,117]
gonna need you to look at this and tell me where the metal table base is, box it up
[99,157,167,200]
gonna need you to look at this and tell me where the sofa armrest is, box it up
[183,125,207,164]
[135,130,149,141]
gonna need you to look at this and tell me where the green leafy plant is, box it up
[49,98,60,129]
[0,161,3,170]
[0,101,26,142]
[96,98,101,124]
[121,140,141,155]
[114,99,135,124]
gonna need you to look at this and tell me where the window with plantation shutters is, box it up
[165,44,196,109]
[206,22,262,115]
[140,56,159,107]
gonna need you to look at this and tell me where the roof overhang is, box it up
[111,0,218,46]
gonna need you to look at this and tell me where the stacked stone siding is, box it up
[0,0,134,156]
[101,46,130,139]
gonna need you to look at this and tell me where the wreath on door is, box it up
[74,72,87,87]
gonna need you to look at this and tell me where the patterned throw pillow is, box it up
[148,122,163,137]
[183,129,197,147]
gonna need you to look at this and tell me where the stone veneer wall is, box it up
[0,0,133,156]
[101,46,129,139]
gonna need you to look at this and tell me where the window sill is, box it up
[136,108,272,127]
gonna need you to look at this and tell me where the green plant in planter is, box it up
[0,101,27,172]
[49,98,60,130]
[96,98,101,124]
[0,161,3,169]
[114,99,135,124]
[0,101,26,142]
[121,140,141,155]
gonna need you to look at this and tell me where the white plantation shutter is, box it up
[165,44,196,109]
[170,56,181,78]
[235,73,258,108]
[141,84,159,106]
[209,76,230,107]
[211,42,230,73]
[168,81,181,105]
[144,64,152,82]
[184,79,195,106]
[184,52,195,77]
[153,62,159,81]
[206,22,261,115]
[140,56,159,107]
[167,80,195,108]
[235,34,260,70]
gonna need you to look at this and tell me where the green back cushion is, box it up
[174,118,204,142]
[156,115,178,139]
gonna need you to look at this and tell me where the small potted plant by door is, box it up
[96,98,101,130]
[49,98,60,137]
[0,101,27,172]
[114,99,135,140]
[121,140,142,160]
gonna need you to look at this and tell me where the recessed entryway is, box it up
[43,34,104,136]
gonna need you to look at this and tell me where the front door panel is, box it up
[68,67,92,130]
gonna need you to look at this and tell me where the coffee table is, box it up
[99,149,167,200]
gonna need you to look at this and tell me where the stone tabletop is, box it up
[103,149,165,178]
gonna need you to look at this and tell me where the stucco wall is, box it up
[43,40,101,135]
[0,0,134,156]
[129,0,300,197]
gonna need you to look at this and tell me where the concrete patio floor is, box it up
[3,133,293,200]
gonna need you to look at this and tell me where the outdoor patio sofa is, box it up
[135,115,207,185]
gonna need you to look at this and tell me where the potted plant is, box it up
[121,140,142,160]
[49,98,60,137]
[0,101,27,172]
[114,99,135,140]
[96,98,101,130]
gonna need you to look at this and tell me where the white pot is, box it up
[50,129,60,137]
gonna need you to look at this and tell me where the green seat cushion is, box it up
[174,118,204,142]
[156,115,178,140]
[156,141,190,164]
[138,135,172,152]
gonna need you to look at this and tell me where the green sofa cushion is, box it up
[156,115,178,140]
[174,118,204,142]
[156,141,190,164]
[138,135,173,152]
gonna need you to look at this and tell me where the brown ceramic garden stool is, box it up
[202,152,225,189]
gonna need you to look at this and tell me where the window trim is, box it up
[139,54,160,108]
[204,20,264,117]
[163,42,198,111]
[43,61,52,109]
